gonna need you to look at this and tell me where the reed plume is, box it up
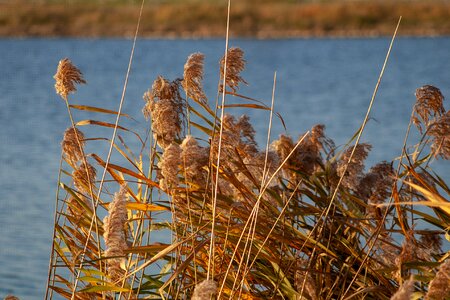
[211,114,257,161]
[358,162,393,201]
[158,142,181,192]
[271,134,295,179]
[390,277,415,300]
[376,236,400,268]
[426,111,450,159]
[294,260,318,300]
[395,229,434,277]
[425,259,450,300]
[4,296,19,300]
[220,47,247,92]
[72,161,96,197]
[191,280,217,300]
[337,143,372,191]
[272,125,333,180]
[236,150,279,191]
[182,52,207,104]
[357,161,394,216]
[62,127,85,165]
[143,76,184,149]
[297,124,333,176]
[413,85,445,133]
[180,135,208,188]
[54,58,86,99]
[419,233,442,254]
[103,185,129,282]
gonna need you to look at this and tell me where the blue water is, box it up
[1,38,449,299]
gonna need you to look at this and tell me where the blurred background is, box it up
[1,0,450,38]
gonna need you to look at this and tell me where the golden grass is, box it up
[43,3,450,299]
[45,46,450,299]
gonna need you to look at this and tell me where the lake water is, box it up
[1,38,449,299]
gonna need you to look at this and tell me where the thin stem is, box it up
[208,0,231,281]
[71,0,144,296]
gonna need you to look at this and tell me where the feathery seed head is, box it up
[143,76,184,149]
[413,85,445,132]
[191,280,217,300]
[103,185,129,282]
[376,237,400,267]
[181,135,208,188]
[426,111,450,159]
[62,127,85,164]
[158,143,182,191]
[54,58,86,99]
[271,134,296,180]
[390,277,415,300]
[425,259,450,300]
[358,161,394,205]
[272,134,294,162]
[211,114,259,165]
[236,115,257,149]
[220,47,247,92]
[337,143,372,190]
[297,124,334,176]
[272,125,334,180]
[419,233,442,254]
[4,296,19,300]
[72,161,96,196]
[182,52,207,104]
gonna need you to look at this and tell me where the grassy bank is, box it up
[2,0,450,38]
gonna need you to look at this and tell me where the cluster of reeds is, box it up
[45,48,449,300]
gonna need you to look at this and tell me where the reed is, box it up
[45,25,449,300]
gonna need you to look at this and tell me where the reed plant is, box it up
[44,15,449,300]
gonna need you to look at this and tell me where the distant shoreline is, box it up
[2,1,450,38]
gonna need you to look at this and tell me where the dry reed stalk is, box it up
[425,259,450,300]
[143,76,184,149]
[426,111,450,159]
[219,47,247,92]
[103,185,129,282]
[390,277,415,300]
[62,127,86,165]
[337,143,372,191]
[191,280,217,300]
[182,52,207,104]
[54,58,86,99]
[413,85,445,133]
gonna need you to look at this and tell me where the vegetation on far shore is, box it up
[2,0,450,38]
